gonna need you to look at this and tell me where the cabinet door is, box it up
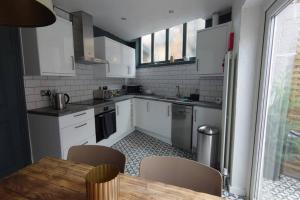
[37,16,75,76]
[122,45,136,78]
[105,38,123,77]
[116,100,132,135]
[196,23,230,75]
[192,106,222,148]
[148,101,172,141]
[134,98,149,131]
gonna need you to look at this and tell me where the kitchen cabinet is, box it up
[28,109,96,162]
[196,22,231,75]
[94,36,136,78]
[21,16,75,76]
[116,99,134,135]
[134,98,149,131]
[134,98,172,144]
[192,106,222,149]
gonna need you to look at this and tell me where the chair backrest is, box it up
[67,145,126,173]
[140,156,222,196]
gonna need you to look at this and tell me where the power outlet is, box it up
[40,90,51,96]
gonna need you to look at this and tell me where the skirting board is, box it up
[135,127,171,145]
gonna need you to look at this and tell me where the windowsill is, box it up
[137,59,196,68]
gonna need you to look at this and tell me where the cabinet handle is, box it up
[128,66,130,75]
[73,112,87,117]
[147,102,149,112]
[116,105,119,115]
[71,56,75,70]
[194,110,197,122]
[81,141,88,145]
[196,59,199,72]
[75,123,87,129]
[167,105,170,117]
[107,62,110,73]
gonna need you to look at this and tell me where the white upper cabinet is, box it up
[21,16,75,76]
[196,23,231,75]
[94,36,136,78]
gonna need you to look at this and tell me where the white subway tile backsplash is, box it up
[129,63,223,102]
[24,64,125,110]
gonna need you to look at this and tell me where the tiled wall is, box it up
[129,64,223,102]
[24,64,124,110]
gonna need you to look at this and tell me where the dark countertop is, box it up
[27,104,94,117]
[27,94,222,117]
[110,95,222,110]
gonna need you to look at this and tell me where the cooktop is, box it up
[71,99,112,106]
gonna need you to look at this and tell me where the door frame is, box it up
[249,0,294,199]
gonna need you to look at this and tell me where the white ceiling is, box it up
[54,0,233,41]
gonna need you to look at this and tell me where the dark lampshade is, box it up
[0,0,56,27]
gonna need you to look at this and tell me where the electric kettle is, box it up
[52,93,70,110]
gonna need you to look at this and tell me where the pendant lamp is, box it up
[0,0,56,27]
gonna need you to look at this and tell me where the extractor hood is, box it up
[71,11,107,65]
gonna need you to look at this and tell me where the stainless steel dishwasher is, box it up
[171,104,193,152]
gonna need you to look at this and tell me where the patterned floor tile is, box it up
[112,131,244,199]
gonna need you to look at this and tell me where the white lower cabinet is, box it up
[28,109,96,162]
[134,98,172,144]
[116,99,134,135]
[192,106,222,149]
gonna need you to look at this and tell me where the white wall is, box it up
[229,0,266,196]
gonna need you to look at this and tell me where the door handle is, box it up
[71,56,75,70]
[75,123,87,129]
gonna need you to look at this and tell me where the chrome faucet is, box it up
[176,85,181,98]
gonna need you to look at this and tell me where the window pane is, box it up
[154,30,166,62]
[169,25,183,60]
[141,34,152,63]
[186,18,205,58]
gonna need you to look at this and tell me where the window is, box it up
[154,30,166,62]
[141,34,152,63]
[169,24,183,60]
[138,17,206,66]
[186,18,205,58]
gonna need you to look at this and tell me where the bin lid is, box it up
[197,125,219,135]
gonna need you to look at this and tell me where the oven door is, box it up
[95,110,116,143]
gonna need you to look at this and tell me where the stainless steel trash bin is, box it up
[197,125,219,169]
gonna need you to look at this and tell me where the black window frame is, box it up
[138,22,197,68]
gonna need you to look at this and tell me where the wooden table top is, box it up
[0,157,223,200]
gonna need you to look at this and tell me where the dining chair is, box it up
[140,156,222,196]
[67,145,126,173]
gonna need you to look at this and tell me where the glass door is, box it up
[252,0,300,199]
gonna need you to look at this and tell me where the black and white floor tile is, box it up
[112,131,244,200]
[260,175,300,200]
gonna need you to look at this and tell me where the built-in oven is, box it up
[94,103,116,143]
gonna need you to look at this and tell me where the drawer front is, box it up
[59,109,94,129]
[62,135,96,159]
[60,118,96,151]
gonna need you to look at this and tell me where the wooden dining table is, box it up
[0,157,223,200]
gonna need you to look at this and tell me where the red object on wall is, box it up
[228,32,235,51]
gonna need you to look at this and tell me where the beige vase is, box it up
[86,164,120,200]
